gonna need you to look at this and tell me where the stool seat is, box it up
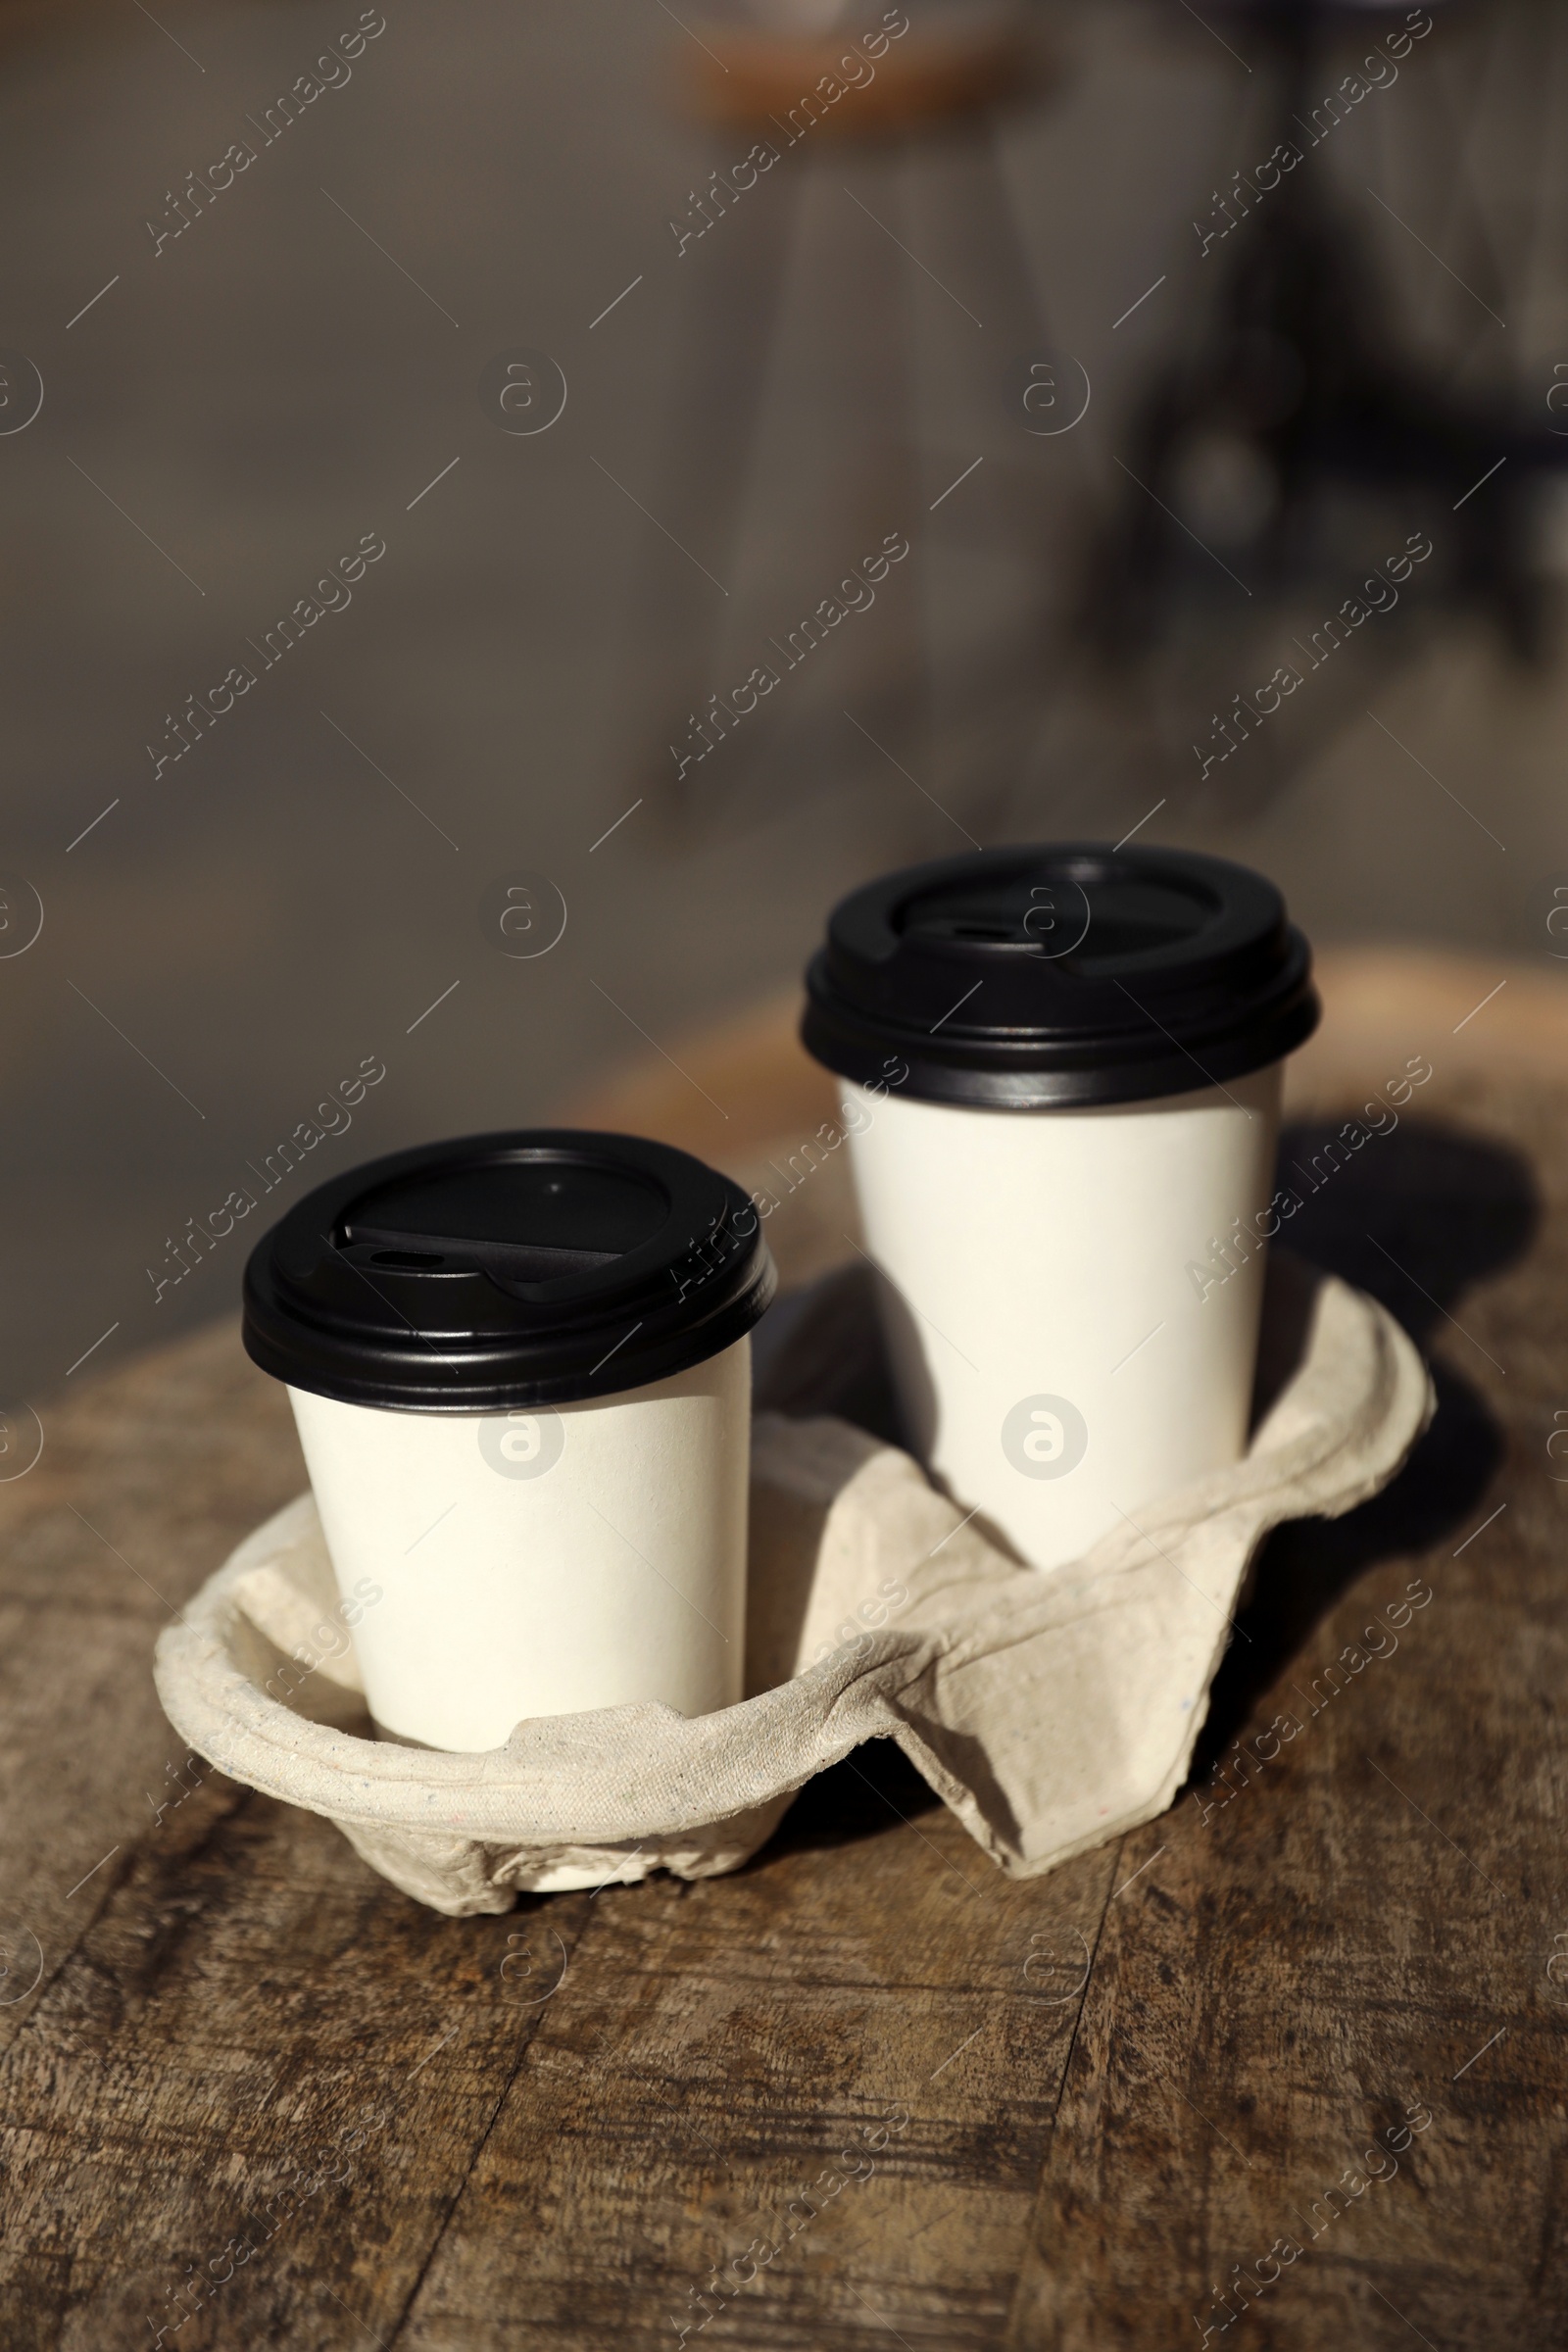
[678,11,1050,128]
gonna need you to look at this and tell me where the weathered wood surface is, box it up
[1,1053,1564,2350]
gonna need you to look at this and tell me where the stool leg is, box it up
[614,164,799,831]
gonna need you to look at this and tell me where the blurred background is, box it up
[3,0,1568,1410]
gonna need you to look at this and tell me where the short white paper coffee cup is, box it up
[242,1130,774,1804]
[287,1338,752,1750]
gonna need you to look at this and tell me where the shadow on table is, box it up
[770,1738,946,1847]
[1193,1115,1535,1775]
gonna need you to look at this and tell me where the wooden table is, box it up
[3,954,1566,2350]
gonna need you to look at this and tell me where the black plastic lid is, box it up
[802,842,1319,1108]
[242,1130,776,1412]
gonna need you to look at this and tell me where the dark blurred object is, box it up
[1085,0,1568,660]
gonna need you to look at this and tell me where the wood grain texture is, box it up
[1,1045,1563,2349]
[1007,1064,1568,2352]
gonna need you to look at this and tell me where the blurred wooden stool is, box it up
[619,1,1063,842]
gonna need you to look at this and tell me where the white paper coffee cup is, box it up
[803,844,1318,1571]
[841,1065,1281,1568]
[287,1337,752,1752]
[243,1130,774,1817]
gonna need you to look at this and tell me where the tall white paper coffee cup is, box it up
[243,1130,775,1856]
[843,1065,1281,1569]
[803,844,1319,1572]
